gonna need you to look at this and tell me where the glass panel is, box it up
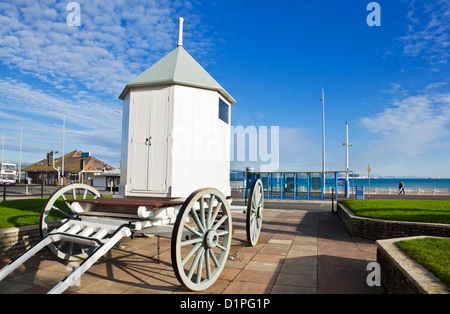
[270,173,282,199]
[283,173,295,199]
[310,174,322,199]
[218,99,229,124]
[295,173,308,199]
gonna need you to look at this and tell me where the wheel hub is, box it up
[257,204,263,218]
[204,230,219,249]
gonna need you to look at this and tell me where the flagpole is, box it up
[321,87,325,192]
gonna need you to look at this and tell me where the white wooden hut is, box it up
[118,18,235,199]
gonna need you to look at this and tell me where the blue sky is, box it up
[0,0,449,178]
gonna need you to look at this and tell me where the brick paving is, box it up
[0,202,385,294]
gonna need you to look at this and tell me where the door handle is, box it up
[145,137,152,146]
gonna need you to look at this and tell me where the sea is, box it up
[230,172,450,192]
[345,178,450,190]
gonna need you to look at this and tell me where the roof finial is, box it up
[178,17,184,47]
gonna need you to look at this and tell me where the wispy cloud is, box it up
[0,0,214,166]
[400,0,450,64]
[0,0,208,97]
[0,78,123,164]
[360,92,450,159]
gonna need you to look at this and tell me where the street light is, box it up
[11,127,22,183]
[52,115,65,177]
[320,87,326,193]
[342,121,352,197]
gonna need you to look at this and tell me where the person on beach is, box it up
[398,181,405,195]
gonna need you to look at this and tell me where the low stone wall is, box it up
[0,224,43,261]
[337,203,450,240]
[377,236,450,294]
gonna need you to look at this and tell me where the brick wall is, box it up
[377,237,450,294]
[0,224,43,261]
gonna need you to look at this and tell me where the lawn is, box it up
[340,199,450,224]
[0,196,112,228]
[0,198,51,228]
[397,237,450,288]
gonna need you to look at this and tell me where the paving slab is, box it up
[0,201,385,295]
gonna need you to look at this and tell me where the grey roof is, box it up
[119,46,235,104]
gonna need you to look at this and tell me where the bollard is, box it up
[331,188,335,213]
[2,185,6,202]
[41,182,44,198]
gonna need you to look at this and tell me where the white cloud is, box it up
[0,0,219,168]
[0,0,208,97]
[360,92,450,158]
[0,78,123,165]
[400,0,450,64]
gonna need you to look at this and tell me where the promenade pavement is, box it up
[0,200,386,295]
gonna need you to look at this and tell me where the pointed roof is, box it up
[119,46,235,104]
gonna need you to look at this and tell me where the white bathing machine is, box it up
[0,18,264,293]
[118,30,235,199]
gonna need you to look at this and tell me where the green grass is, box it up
[0,198,50,228]
[340,199,450,224]
[397,237,450,288]
[0,196,112,228]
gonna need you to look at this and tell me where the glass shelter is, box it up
[240,171,349,202]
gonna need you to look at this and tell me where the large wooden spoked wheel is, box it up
[39,183,102,261]
[171,188,232,291]
[246,179,264,246]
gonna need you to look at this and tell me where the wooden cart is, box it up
[0,180,263,293]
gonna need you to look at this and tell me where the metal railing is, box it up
[1,184,61,202]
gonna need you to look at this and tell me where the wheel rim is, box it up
[171,188,232,291]
[246,179,264,246]
[39,184,102,261]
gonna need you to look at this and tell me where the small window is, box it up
[218,98,229,124]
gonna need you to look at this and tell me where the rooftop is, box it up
[23,150,115,173]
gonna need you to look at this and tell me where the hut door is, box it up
[130,89,169,193]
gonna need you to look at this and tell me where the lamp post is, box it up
[52,115,65,178]
[11,128,22,183]
[320,87,326,193]
[342,121,352,197]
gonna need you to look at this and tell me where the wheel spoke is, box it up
[216,243,227,251]
[182,242,202,266]
[259,187,264,204]
[212,215,228,231]
[51,205,72,219]
[206,194,215,229]
[196,248,205,284]
[216,230,229,237]
[210,249,220,267]
[57,240,66,250]
[183,223,202,237]
[68,242,74,257]
[190,207,205,233]
[205,249,211,279]
[180,237,202,247]
[199,197,206,228]
[187,246,204,280]
[210,201,222,226]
